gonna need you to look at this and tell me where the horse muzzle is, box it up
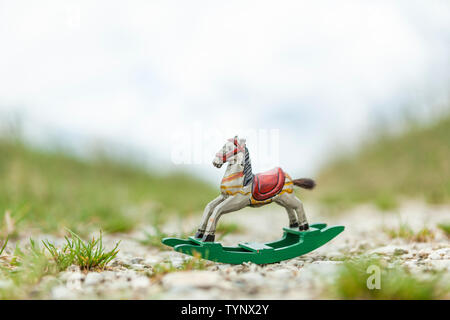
[212,160,223,168]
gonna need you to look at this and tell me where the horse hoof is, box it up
[194,231,204,239]
[289,222,299,228]
[299,223,309,231]
[201,234,215,242]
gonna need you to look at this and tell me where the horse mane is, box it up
[243,146,254,186]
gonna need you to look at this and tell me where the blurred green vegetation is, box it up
[0,139,216,235]
[314,114,450,210]
[332,256,449,299]
[437,222,450,237]
[383,222,435,242]
[0,231,120,299]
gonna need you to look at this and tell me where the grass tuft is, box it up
[43,229,120,271]
[383,222,435,242]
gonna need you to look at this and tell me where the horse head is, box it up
[213,136,246,168]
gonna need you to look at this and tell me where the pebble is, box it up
[130,257,144,264]
[162,271,222,289]
[130,276,150,289]
[143,256,164,265]
[428,248,450,260]
[66,272,85,290]
[130,264,146,271]
[238,272,264,283]
[51,286,77,299]
[370,245,408,256]
[268,269,294,279]
[427,260,450,270]
[84,272,104,286]
[326,251,345,260]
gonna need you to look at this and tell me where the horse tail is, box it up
[293,178,316,190]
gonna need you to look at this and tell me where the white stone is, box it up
[130,276,150,289]
[130,257,144,264]
[130,264,146,271]
[169,257,185,268]
[428,248,450,260]
[238,272,264,283]
[326,251,345,260]
[370,245,408,255]
[162,271,222,289]
[268,269,294,279]
[66,272,85,290]
[143,256,164,265]
[51,286,77,299]
[427,259,450,270]
[84,272,104,286]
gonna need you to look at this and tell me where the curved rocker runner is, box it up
[162,136,345,264]
[162,223,344,264]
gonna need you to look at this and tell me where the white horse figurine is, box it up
[195,136,316,242]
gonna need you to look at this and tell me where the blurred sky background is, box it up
[0,0,449,182]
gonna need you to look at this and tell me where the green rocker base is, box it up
[161,223,344,265]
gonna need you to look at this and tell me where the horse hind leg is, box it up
[276,192,309,231]
[293,196,309,231]
[274,198,299,228]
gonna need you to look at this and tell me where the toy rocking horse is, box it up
[162,136,344,264]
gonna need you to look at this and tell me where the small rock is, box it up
[418,248,432,259]
[66,272,85,290]
[169,257,185,268]
[67,265,80,272]
[394,248,409,256]
[84,272,104,286]
[428,248,450,260]
[370,245,408,256]
[162,271,222,289]
[238,272,264,283]
[130,264,146,271]
[312,260,343,265]
[130,257,144,264]
[130,276,150,289]
[427,259,450,270]
[402,253,415,259]
[51,286,77,299]
[111,259,130,268]
[143,256,163,266]
[326,251,345,261]
[268,269,293,279]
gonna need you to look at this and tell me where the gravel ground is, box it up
[5,200,450,299]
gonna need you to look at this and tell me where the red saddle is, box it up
[252,167,286,201]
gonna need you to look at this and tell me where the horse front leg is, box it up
[202,194,249,242]
[195,194,225,238]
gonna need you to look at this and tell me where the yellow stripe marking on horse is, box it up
[221,172,244,183]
